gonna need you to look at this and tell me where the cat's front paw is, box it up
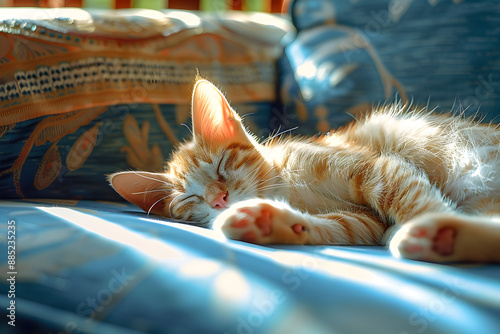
[213,199,309,244]
[389,213,460,263]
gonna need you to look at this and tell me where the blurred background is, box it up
[0,0,287,12]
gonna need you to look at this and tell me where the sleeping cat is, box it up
[109,78,500,263]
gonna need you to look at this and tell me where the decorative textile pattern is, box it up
[0,9,288,124]
[279,0,500,134]
[0,9,292,200]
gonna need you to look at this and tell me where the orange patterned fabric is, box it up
[0,8,289,125]
[0,8,292,200]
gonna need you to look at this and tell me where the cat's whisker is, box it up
[244,162,269,180]
[283,168,306,174]
[255,165,280,181]
[181,123,193,136]
[239,112,256,121]
[256,173,287,187]
[132,171,173,187]
[262,125,281,145]
[262,126,298,145]
[168,193,181,217]
[131,189,170,195]
[262,174,285,183]
[345,112,358,122]
[261,181,287,192]
[257,184,287,192]
[147,194,172,216]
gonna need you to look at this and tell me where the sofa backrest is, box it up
[279,0,500,134]
[0,8,292,200]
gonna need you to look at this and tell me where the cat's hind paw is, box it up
[389,213,460,263]
[213,199,309,244]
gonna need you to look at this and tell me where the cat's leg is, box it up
[389,212,500,263]
[350,155,457,224]
[213,199,310,244]
[213,198,386,245]
[349,154,477,261]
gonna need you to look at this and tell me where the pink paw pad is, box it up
[255,209,272,236]
[432,227,455,256]
[410,227,429,238]
[231,219,249,228]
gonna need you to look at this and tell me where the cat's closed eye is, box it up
[171,194,202,212]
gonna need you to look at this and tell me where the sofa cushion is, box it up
[0,8,292,200]
[1,198,500,334]
[280,0,500,134]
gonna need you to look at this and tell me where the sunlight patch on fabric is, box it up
[213,268,251,305]
[178,259,222,278]
[38,207,185,262]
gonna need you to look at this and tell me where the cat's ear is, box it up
[108,171,171,216]
[192,79,253,147]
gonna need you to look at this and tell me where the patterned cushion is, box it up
[0,8,292,200]
[280,0,500,134]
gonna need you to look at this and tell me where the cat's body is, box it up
[110,79,500,263]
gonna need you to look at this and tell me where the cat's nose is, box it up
[211,191,229,209]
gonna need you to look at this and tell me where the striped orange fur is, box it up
[110,79,500,263]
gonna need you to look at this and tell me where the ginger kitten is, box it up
[109,79,500,263]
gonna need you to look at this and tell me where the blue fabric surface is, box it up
[280,0,500,134]
[1,199,499,333]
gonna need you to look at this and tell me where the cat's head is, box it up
[109,79,285,226]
